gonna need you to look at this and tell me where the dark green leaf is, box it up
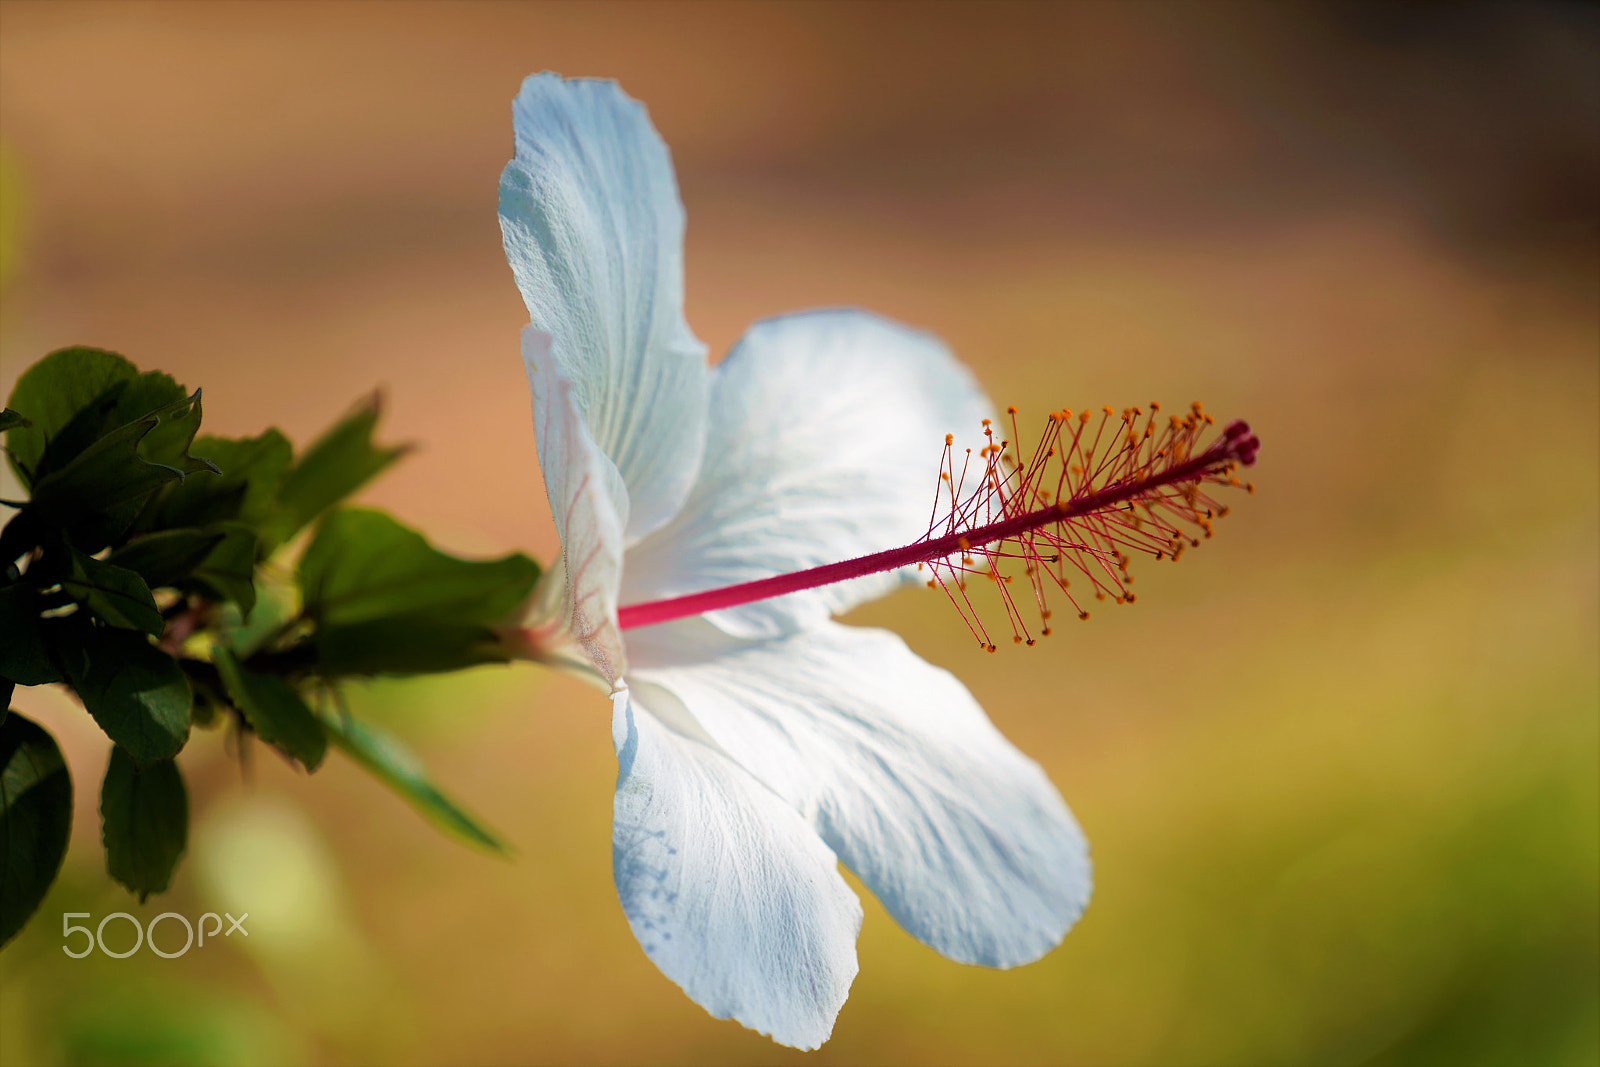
[56,623,190,763]
[32,377,146,483]
[300,507,540,627]
[100,745,186,902]
[188,522,257,617]
[315,617,510,676]
[121,381,206,474]
[259,396,408,554]
[63,547,164,636]
[0,584,61,685]
[0,511,43,572]
[29,406,189,527]
[0,713,73,946]
[212,648,326,771]
[5,347,138,489]
[0,409,27,434]
[320,708,507,855]
[23,364,208,494]
[148,429,293,533]
[107,528,226,589]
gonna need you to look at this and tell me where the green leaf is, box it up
[320,708,507,855]
[26,391,215,538]
[63,547,164,636]
[107,528,226,589]
[5,347,138,489]
[187,522,257,617]
[148,429,293,533]
[0,511,44,573]
[259,396,409,554]
[0,712,73,946]
[55,623,190,763]
[100,745,186,902]
[37,372,203,482]
[0,584,61,685]
[212,648,326,771]
[315,617,510,676]
[0,409,27,434]
[300,507,540,627]
[16,358,210,499]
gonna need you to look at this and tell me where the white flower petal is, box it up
[626,619,1091,968]
[524,328,629,686]
[500,73,709,544]
[620,309,992,639]
[611,687,862,1050]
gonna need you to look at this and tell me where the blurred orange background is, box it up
[1,3,1596,1065]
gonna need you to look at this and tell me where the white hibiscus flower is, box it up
[498,72,1090,1049]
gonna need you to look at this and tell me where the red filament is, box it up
[616,402,1259,641]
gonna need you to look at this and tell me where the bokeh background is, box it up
[2,3,1596,1065]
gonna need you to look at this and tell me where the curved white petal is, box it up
[500,73,709,544]
[611,687,862,1049]
[524,328,628,686]
[626,619,1091,968]
[621,309,992,638]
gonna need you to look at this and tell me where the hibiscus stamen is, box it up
[616,404,1259,638]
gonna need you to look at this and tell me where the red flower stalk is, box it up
[617,402,1259,642]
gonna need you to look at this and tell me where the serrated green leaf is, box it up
[5,347,138,489]
[0,712,73,946]
[100,745,186,902]
[315,617,510,676]
[55,622,190,763]
[37,371,199,482]
[24,389,219,554]
[211,648,326,771]
[119,379,207,475]
[148,429,293,533]
[259,397,408,554]
[320,708,507,855]
[29,408,184,525]
[0,584,60,685]
[63,547,164,636]
[0,409,27,434]
[189,522,257,617]
[107,528,226,589]
[300,507,539,628]
[19,362,209,497]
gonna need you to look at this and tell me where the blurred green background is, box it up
[1,2,1595,1064]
